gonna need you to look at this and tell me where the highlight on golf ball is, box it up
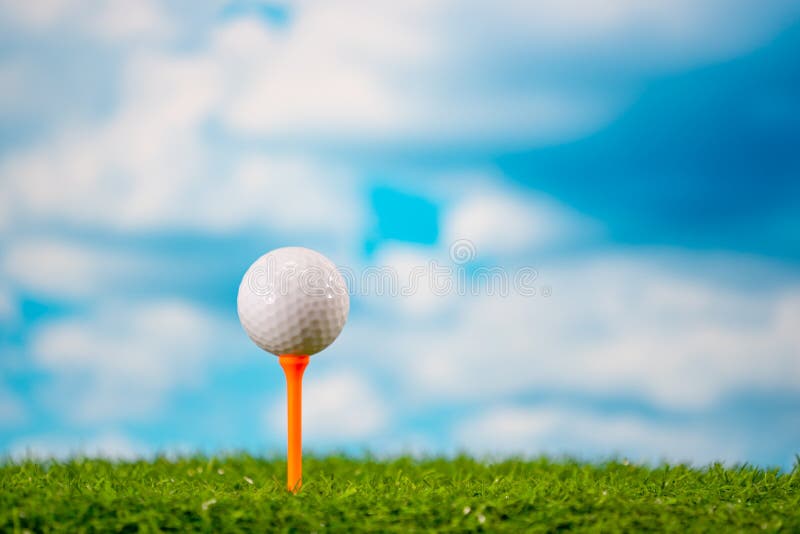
[237,247,350,356]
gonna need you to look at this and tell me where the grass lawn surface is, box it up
[2,455,798,532]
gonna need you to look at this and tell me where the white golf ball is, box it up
[237,247,349,356]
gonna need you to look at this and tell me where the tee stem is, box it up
[278,354,309,493]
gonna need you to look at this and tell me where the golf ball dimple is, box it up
[237,247,349,356]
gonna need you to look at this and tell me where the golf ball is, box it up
[237,247,349,356]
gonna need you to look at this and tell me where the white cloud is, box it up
[30,299,241,423]
[0,0,74,31]
[0,33,364,238]
[455,405,746,465]
[200,156,363,235]
[442,180,597,257]
[222,0,800,144]
[337,186,800,413]
[87,0,173,42]
[1,125,361,241]
[9,432,148,461]
[445,0,799,67]
[352,250,800,411]
[222,4,433,138]
[267,371,387,442]
[1,51,221,231]
[220,2,613,144]
[0,0,173,42]
[2,238,155,300]
[363,244,453,319]
[3,1,797,236]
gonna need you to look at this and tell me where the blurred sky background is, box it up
[1,0,800,468]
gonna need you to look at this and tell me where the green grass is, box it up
[1,455,798,532]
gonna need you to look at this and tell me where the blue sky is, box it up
[1,1,799,467]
